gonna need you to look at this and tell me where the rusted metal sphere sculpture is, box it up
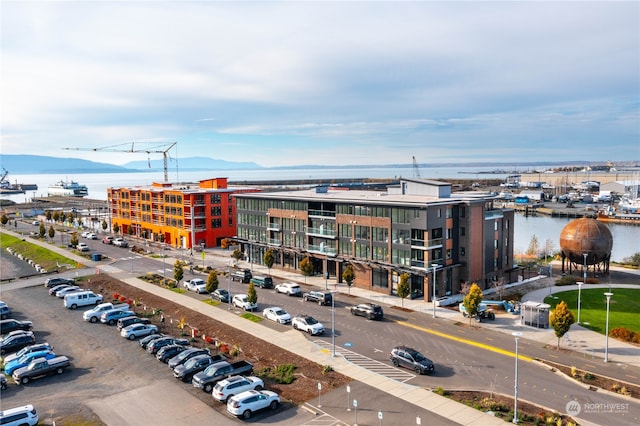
[560,218,612,277]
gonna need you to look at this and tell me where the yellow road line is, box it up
[398,321,533,362]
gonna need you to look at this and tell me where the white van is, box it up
[64,291,103,310]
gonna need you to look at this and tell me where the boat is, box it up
[47,180,89,197]
[597,204,640,225]
[0,168,38,194]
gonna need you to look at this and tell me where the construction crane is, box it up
[412,156,421,178]
[64,142,177,182]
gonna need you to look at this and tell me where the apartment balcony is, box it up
[308,209,336,219]
[308,244,337,256]
[267,223,281,231]
[306,227,336,238]
[267,238,281,246]
[411,238,443,250]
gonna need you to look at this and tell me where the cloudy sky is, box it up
[1,1,638,167]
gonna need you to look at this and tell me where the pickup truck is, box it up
[112,238,129,248]
[83,302,129,323]
[230,269,252,283]
[191,360,254,393]
[12,355,71,384]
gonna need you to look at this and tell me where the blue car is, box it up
[4,350,56,375]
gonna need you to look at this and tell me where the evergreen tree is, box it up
[462,283,483,325]
[70,232,79,247]
[247,282,258,309]
[342,264,355,295]
[0,214,8,226]
[264,249,275,275]
[397,273,410,307]
[206,270,219,294]
[113,223,120,234]
[550,300,575,350]
[102,219,108,231]
[300,257,313,284]
[231,248,243,266]
[173,260,184,288]
[46,210,53,221]
[48,225,55,241]
[38,222,46,238]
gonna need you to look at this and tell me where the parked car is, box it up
[80,231,90,238]
[262,307,292,324]
[146,337,189,354]
[117,316,151,330]
[291,315,324,335]
[0,319,33,335]
[167,347,211,369]
[56,286,85,298]
[76,242,90,252]
[0,302,11,320]
[0,375,7,391]
[184,278,207,293]
[274,282,302,296]
[249,276,273,289]
[102,236,114,244]
[100,309,134,325]
[303,291,333,306]
[49,284,74,296]
[2,343,52,364]
[44,277,75,288]
[192,360,254,393]
[172,354,216,382]
[0,331,36,355]
[350,303,384,320]
[211,288,230,303]
[230,269,252,283]
[139,333,165,350]
[212,375,264,402]
[4,350,57,375]
[156,344,189,363]
[86,233,97,240]
[389,345,435,375]
[0,404,39,426]
[120,324,159,340]
[12,355,71,384]
[226,389,280,419]
[232,294,257,311]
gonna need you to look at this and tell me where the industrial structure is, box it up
[106,178,258,249]
[559,217,613,277]
[234,178,515,302]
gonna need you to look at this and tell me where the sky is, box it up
[1,1,639,168]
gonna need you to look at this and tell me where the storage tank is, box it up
[559,218,612,277]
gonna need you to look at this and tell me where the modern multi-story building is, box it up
[107,177,258,249]
[235,178,515,301]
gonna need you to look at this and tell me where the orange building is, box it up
[107,177,259,249]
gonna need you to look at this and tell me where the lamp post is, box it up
[583,253,587,284]
[577,281,583,324]
[512,331,522,424]
[331,290,336,357]
[604,292,613,362]
[162,240,166,286]
[431,263,438,318]
[228,262,232,310]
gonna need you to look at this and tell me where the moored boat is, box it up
[48,180,89,197]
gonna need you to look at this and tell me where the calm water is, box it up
[4,167,639,262]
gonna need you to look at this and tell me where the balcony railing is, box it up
[309,209,336,219]
[308,244,337,255]
[267,223,281,231]
[267,238,281,246]
[306,227,336,238]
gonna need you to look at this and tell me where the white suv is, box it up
[292,315,325,335]
[232,294,257,311]
[274,282,302,296]
[227,390,280,419]
[212,375,264,402]
[0,404,39,426]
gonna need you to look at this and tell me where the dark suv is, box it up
[44,277,75,288]
[0,331,36,355]
[389,346,435,375]
[350,303,383,320]
[0,319,34,335]
[303,291,333,306]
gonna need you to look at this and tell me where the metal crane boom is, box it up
[412,156,421,178]
[63,142,177,182]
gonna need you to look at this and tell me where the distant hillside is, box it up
[122,156,262,171]
[0,154,135,174]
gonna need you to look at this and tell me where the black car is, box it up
[350,303,384,320]
[303,291,333,306]
[117,316,151,330]
[156,344,190,363]
[0,375,7,390]
[211,289,230,303]
[0,331,36,355]
[172,354,216,382]
[167,347,210,369]
[146,337,189,355]
[44,277,75,288]
[138,333,165,349]
[0,319,33,335]
[389,346,435,375]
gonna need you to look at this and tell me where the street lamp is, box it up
[331,290,337,357]
[583,253,588,284]
[577,281,583,324]
[512,331,522,424]
[604,292,613,363]
[431,263,438,318]
[228,262,232,310]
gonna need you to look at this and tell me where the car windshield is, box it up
[218,290,228,295]
[184,357,199,368]
[410,350,426,361]
[274,309,286,315]
[306,317,318,325]
[176,350,196,361]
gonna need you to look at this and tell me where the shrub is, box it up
[119,295,127,302]
[434,387,448,396]
[113,292,119,300]
[258,364,297,384]
[321,365,333,375]
[555,275,578,286]
[609,327,635,342]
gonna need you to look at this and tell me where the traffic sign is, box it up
[353,399,357,408]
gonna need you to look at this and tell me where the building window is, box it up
[338,224,352,238]
[391,208,411,224]
[392,228,410,244]
[339,240,353,256]
[446,228,453,239]
[446,207,452,218]
[211,219,222,228]
[494,239,498,249]
[355,225,370,240]
[211,207,222,216]
[210,194,221,204]
[372,246,388,262]
[355,243,370,259]
[432,228,443,239]
[372,227,388,242]
[372,269,388,289]
[446,248,452,259]
[461,247,465,256]
[460,227,466,236]
[437,209,441,218]
[494,221,498,231]
[392,248,410,266]
[460,206,466,218]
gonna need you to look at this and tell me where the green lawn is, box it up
[0,231,78,272]
[545,288,640,334]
